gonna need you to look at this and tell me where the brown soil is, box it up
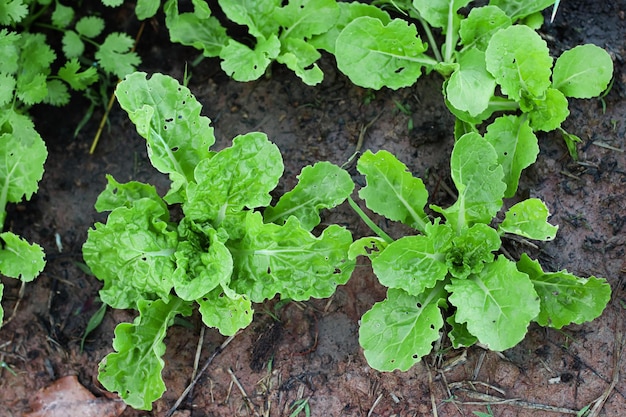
[2,1,626,416]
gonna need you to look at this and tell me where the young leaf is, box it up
[164,0,229,58]
[220,36,280,82]
[95,33,141,78]
[447,256,540,351]
[264,161,354,230]
[527,88,570,132]
[115,72,215,203]
[552,44,614,99]
[484,115,539,198]
[432,133,506,233]
[98,297,192,411]
[517,254,611,329]
[197,286,253,336]
[412,0,471,30]
[485,25,552,101]
[371,227,451,296]
[499,198,558,241]
[276,37,323,85]
[445,223,501,279]
[359,286,446,372]
[230,212,354,302]
[445,48,496,117]
[348,236,389,261]
[488,0,556,21]
[446,314,477,348]
[335,16,433,90]
[0,232,46,281]
[217,0,281,39]
[459,6,511,51]
[184,132,283,228]
[82,199,177,310]
[357,149,429,232]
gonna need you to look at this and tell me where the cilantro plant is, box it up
[349,134,611,372]
[335,0,613,156]
[82,72,356,410]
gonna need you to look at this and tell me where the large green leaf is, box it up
[357,149,429,232]
[446,48,496,117]
[335,16,434,90]
[517,254,611,329]
[359,286,446,371]
[499,198,558,241]
[230,212,354,302]
[447,256,539,351]
[98,296,192,410]
[552,44,613,99]
[116,72,215,203]
[264,161,354,230]
[432,133,506,233]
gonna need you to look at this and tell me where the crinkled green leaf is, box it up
[432,133,506,233]
[0,117,47,209]
[445,223,501,279]
[372,226,451,296]
[499,198,558,240]
[264,161,354,230]
[459,6,511,51]
[96,32,141,78]
[447,256,539,351]
[58,58,99,91]
[359,286,446,371]
[484,115,539,198]
[335,16,432,90]
[115,72,215,203]
[98,296,192,411]
[527,88,569,132]
[218,0,281,39]
[230,213,354,302]
[51,3,74,28]
[0,73,15,106]
[184,133,282,229]
[0,0,27,25]
[220,36,280,82]
[61,30,84,58]
[412,0,471,30]
[0,29,20,74]
[164,0,228,57]
[197,286,253,336]
[517,254,611,329]
[488,0,556,21]
[174,224,233,301]
[552,44,613,98]
[82,199,177,310]
[94,174,167,213]
[276,37,323,85]
[310,2,391,54]
[348,236,389,261]
[485,25,552,101]
[357,149,429,232]
[75,16,105,38]
[0,232,45,281]
[135,0,161,20]
[446,48,495,117]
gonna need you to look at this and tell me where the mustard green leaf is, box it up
[230,213,354,302]
[552,44,614,99]
[488,0,556,21]
[335,16,433,90]
[484,115,539,198]
[274,0,340,40]
[95,32,141,78]
[499,198,558,241]
[432,133,506,233]
[115,72,215,203]
[197,286,253,336]
[75,16,105,38]
[446,48,495,117]
[459,5,511,51]
[348,236,389,261]
[357,149,429,232]
[372,231,450,296]
[264,161,354,230]
[412,0,471,30]
[218,0,281,39]
[276,37,323,85]
[164,0,228,57]
[359,286,446,371]
[447,256,539,351]
[446,313,477,348]
[445,223,501,279]
[94,174,167,213]
[0,232,45,281]
[485,25,552,101]
[527,88,569,132]
[98,296,192,410]
[82,199,177,310]
[517,254,611,329]
[220,36,280,82]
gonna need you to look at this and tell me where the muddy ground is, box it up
[1,1,626,416]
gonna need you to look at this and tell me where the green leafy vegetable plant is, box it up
[349,133,611,371]
[82,72,355,410]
